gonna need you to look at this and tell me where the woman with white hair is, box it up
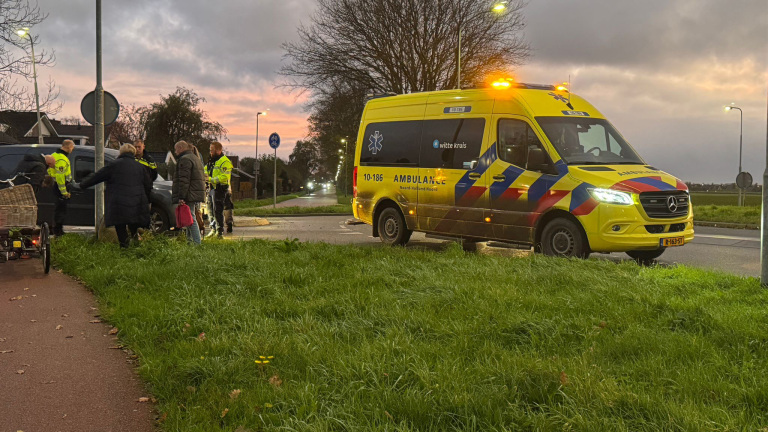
[79,143,152,247]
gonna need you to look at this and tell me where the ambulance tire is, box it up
[378,207,412,246]
[540,218,590,259]
[626,248,665,264]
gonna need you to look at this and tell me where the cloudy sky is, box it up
[21,0,768,183]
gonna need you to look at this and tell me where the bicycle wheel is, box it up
[40,222,50,274]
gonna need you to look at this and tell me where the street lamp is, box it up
[341,138,349,197]
[725,104,744,206]
[254,110,268,199]
[15,28,43,145]
[457,1,508,89]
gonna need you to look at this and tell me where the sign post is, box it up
[269,133,281,209]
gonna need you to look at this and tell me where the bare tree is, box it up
[0,0,60,113]
[282,0,530,95]
[109,103,148,144]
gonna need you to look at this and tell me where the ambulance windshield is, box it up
[536,117,644,165]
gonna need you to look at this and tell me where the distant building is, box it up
[0,110,116,147]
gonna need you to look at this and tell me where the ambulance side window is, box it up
[359,121,421,166]
[498,119,552,172]
[419,118,485,169]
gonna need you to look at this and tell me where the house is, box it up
[0,110,116,147]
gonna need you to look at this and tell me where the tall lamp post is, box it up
[725,105,744,206]
[15,28,43,145]
[254,111,267,199]
[456,1,508,89]
[341,138,348,197]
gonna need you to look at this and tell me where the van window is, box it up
[420,118,485,169]
[497,119,550,170]
[360,121,421,166]
[0,154,26,180]
[74,156,95,182]
[536,117,644,165]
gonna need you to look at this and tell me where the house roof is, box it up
[0,111,49,139]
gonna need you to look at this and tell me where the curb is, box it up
[237,213,353,218]
[694,221,760,230]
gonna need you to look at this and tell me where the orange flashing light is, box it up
[491,78,514,89]
[484,217,492,223]
[408,210,415,215]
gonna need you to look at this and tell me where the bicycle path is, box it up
[0,259,155,432]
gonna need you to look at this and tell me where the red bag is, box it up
[175,203,194,228]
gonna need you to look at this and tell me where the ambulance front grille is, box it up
[639,191,689,219]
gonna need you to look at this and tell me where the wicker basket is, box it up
[0,184,37,206]
[0,205,37,227]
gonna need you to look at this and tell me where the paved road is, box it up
[232,216,761,278]
[273,187,339,208]
[0,260,155,432]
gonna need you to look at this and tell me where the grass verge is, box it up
[53,235,768,431]
[690,192,761,207]
[235,193,306,209]
[694,205,761,226]
[235,204,351,216]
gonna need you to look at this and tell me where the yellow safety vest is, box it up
[47,151,71,195]
[208,155,232,187]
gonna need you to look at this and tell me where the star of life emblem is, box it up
[369,131,384,155]
[548,92,569,103]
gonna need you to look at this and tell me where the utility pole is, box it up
[94,0,105,233]
[761,87,768,286]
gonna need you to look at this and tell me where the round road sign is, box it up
[268,133,281,150]
[80,90,120,126]
[736,171,753,189]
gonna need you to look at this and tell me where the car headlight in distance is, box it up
[589,188,633,205]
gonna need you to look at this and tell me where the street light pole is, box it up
[15,28,42,144]
[94,0,105,232]
[254,111,266,199]
[726,105,744,206]
[341,138,348,197]
[761,87,768,286]
[456,1,509,89]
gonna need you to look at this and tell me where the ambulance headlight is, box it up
[589,188,633,205]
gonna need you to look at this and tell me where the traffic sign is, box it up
[268,133,280,150]
[80,90,120,126]
[737,171,753,189]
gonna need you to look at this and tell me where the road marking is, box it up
[695,234,759,242]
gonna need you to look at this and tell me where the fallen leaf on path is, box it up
[90,307,97,311]
[197,332,206,341]
[16,370,25,375]
[108,328,119,335]
[10,296,22,301]
[89,320,102,324]
[65,336,74,339]
[0,338,6,342]
[31,295,37,297]
[230,389,241,399]
[30,320,37,323]
[221,408,229,418]
[0,350,14,354]
[138,397,150,403]
[108,345,123,349]
[61,314,68,318]
[158,412,168,423]
[55,325,63,330]
[24,287,29,291]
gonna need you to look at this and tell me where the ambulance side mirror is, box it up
[527,148,553,174]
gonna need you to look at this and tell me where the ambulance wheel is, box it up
[626,248,665,264]
[378,207,411,246]
[541,218,590,259]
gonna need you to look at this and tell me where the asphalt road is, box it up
[232,216,761,278]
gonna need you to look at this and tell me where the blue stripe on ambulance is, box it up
[455,143,497,201]
[569,182,595,212]
[489,165,525,199]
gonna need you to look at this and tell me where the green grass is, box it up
[338,195,353,205]
[694,205,761,226]
[236,204,352,216]
[235,193,307,209]
[691,192,761,207]
[52,235,768,431]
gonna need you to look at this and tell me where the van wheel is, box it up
[378,207,412,246]
[540,218,590,259]
[626,248,665,264]
[149,206,170,233]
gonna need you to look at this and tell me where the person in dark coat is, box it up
[79,143,151,248]
[11,153,55,193]
[171,140,206,244]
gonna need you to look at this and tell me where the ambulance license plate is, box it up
[13,241,22,248]
[660,237,684,248]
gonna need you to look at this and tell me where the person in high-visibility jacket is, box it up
[205,141,233,237]
[134,139,158,183]
[48,140,75,235]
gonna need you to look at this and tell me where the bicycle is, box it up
[0,173,51,273]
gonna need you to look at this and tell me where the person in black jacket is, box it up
[79,143,151,248]
[12,153,55,193]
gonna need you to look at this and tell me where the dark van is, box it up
[0,144,176,232]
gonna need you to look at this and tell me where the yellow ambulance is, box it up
[352,80,693,260]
